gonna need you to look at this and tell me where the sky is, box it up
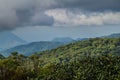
[0,0,120,42]
[12,25,120,42]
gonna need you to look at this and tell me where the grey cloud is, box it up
[0,0,120,31]
[0,0,55,31]
[46,9,120,26]
[30,12,54,26]
[56,0,120,11]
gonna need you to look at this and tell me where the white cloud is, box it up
[45,9,120,26]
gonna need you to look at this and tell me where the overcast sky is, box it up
[0,0,120,42]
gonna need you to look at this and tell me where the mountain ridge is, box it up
[1,41,64,56]
[52,37,75,43]
[1,33,120,56]
[0,31,26,50]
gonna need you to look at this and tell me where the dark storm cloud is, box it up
[57,0,120,11]
[0,0,120,31]
[0,0,55,31]
[30,12,54,26]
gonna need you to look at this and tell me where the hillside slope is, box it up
[1,41,64,56]
[0,38,120,80]
[36,38,120,64]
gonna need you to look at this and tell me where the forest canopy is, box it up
[0,38,120,80]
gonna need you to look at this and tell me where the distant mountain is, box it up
[77,33,120,41]
[1,41,64,56]
[1,37,88,56]
[3,32,120,57]
[0,48,3,52]
[52,37,75,44]
[76,38,89,41]
[104,33,120,38]
[0,31,26,50]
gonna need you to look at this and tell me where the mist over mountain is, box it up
[0,31,26,50]
[103,33,120,38]
[1,32,120,56]
[0,37,78,56]
[52,37,75,43]
[1,41,64,56]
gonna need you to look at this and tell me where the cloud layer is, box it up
[46,9,120,26]
[57,0,120,11]
[0,0,56,31]
[0,0,120,31]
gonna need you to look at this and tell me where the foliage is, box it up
[0,38,120,80]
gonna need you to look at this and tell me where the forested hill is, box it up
[36,38,120,63]
[0,38,120,80]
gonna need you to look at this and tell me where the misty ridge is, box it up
[0,31,26,50]
[0,31,120,57]
[0,31,83,56]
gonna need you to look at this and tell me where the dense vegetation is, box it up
[0,38,120,80]
[37,38,120,64]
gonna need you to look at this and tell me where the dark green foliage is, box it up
[0,54,120,80]
[0,38,120,80]
[36,38,120,64]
